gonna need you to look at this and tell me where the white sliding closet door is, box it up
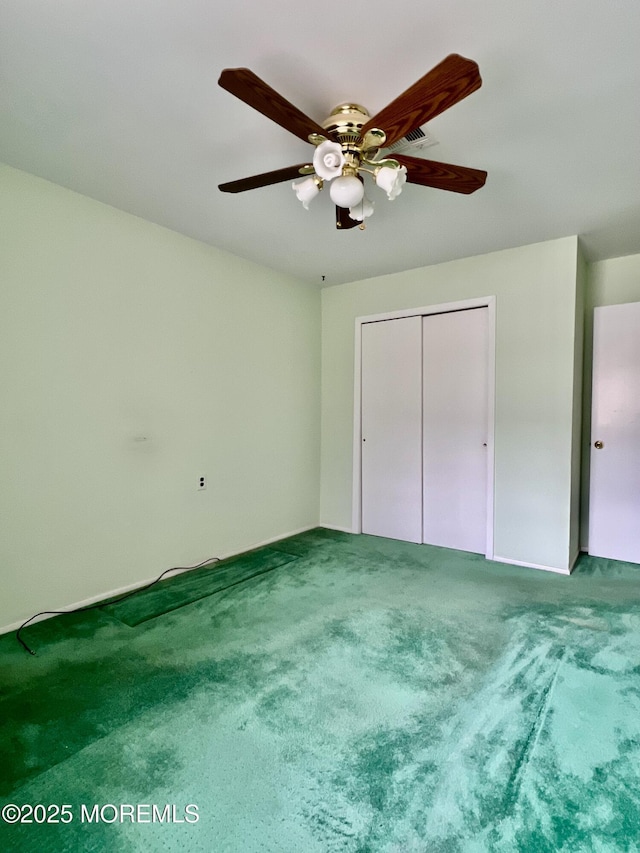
[361,316,423,543]
[422,308,488,552]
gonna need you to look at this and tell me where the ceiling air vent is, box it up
[385,126,438,155]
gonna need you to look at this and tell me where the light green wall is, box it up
[4,156,626,625]
[588,254,640,306]
[0,165,321,629]
[580,252,640,547]
[320,237,581,571]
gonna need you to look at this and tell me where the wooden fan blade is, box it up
[219,68,326,143]
[336,206,359,230]
[395,154,487,194]
[362,54,482,148]
[219,164,311,193]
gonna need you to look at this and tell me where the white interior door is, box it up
[361,316,423,542]
[589,301,640,562]
[422,308,488,552]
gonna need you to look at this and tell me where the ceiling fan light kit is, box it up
[218,54,488,231]
[292,135,409,220]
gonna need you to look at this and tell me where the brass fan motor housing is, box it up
[318,104,387,163]
[320,103,371,143]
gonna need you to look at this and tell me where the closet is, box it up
[361,307,489,553]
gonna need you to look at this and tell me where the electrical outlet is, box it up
[198,475,206,490]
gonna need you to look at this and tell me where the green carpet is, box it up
[2,528,640,851]
[101,546,301,626]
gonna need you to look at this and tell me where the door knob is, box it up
[594,440,604,449]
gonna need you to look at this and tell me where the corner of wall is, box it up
[570,242,587,558]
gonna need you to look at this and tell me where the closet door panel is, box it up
[361,317,423,542]
[422,309,488,552]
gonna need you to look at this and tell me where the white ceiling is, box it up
[2,0,640,286]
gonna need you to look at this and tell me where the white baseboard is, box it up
[0,523,318,637]
[492,555,571,576]
[319,523,354,534]
[219,524,317,559]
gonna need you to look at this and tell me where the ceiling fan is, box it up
[218,54,487,230]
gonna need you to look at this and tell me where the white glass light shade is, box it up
[348,195,375,221]
[375,165,408,200]
[329,175,365,209]
[292,177,320,209]
[313,140,345,181]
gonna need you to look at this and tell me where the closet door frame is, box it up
[351,296,497,559]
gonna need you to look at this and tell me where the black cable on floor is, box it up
[16,556,220,656]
